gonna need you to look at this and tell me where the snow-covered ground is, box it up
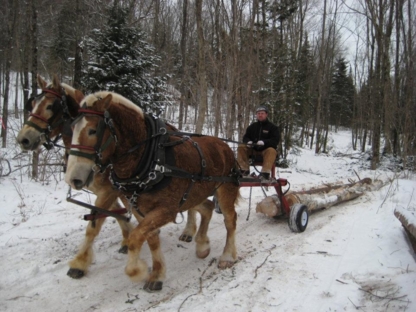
[1,129,415,312]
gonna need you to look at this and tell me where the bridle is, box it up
[25,88,71,149]
[69,108,118,173]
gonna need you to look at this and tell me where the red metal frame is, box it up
[238,163,291,215]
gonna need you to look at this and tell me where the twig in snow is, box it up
[358,287,408,302]
[353,169,361,181]
[178,293,198,312]
[336,279,348,284]
[406,188,414,209]
[348,297,363,310]
[378,178,395,213]
[254,245,276,278]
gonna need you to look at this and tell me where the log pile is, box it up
[394,208,416,254]
[256,178,386,217]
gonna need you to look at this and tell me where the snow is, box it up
[1,129,416,312]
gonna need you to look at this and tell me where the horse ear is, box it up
[52,75,61,89]
[102,94,113,109]
[74,90,84,104]
[37,74,47,89]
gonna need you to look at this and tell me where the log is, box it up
[394,208,416,253]
[285,179,385,213]
[256,178,386,217]
[256,196,282,217]
[290,178,372,196]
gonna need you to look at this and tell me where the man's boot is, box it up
[260,172,271,182]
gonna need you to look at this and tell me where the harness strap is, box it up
[161,164,238,183]
[167,130,243,145]
[42,88,63,99]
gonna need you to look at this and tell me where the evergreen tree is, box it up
[295,34,316,127]
[81,3,171,115]
[329,57,355,128]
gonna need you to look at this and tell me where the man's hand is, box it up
[256,140,264,146]
[247,141,253,147]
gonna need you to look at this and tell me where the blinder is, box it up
[25,97,35,112]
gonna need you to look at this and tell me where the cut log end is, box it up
[394,209,416,254]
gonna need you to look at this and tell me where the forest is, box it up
[0,0,415,175]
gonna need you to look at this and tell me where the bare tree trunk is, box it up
[195,0,207,134]
[1,0,18,148]
[73,0,83,89]
[314,0,327,154]
[402,0,414,158]
[31,0,39,179]
[14,72,19,118]
[178,0,188,130]
[366,0,395,169]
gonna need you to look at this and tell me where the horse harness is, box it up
[69,107,240,217]
[25,87,72,150]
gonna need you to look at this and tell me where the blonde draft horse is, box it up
[65,91,240,289]
[16,76,204,286]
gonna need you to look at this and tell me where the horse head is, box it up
[17,75,83,151]
[66,92,143,189]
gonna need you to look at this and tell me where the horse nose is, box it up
[18,137,31,149]
[72,179,85,190]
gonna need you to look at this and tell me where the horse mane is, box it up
[61,83,76,98]
[83,91,144,117]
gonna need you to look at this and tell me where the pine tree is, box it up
[295,34,316,128]
[329,57,355,128]
[81,3,170,115]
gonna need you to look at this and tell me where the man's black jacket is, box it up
[242,119,280,151]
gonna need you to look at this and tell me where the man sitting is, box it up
[237,106,280,181]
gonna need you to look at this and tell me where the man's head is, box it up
[256,106,268,122]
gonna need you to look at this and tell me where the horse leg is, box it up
[179,209,197,242]
[113,201,134,254]
[194,199,214,259]
[67,216,106,278]
[125,208,176,290]
[67,193,128,279]
[215,184,239,269]
[143,229,166,292]
[130,209,166,292]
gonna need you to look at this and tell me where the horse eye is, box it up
[88,129,97,135]
[46,104,53,110]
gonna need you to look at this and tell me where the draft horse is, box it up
[16,75,135,278]
[16,76,207,288]
[65,91,240,288]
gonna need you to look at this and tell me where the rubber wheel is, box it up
[288,203,308,233]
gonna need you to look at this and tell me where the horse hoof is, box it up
[218,261,234,270]
[67,268,85,279]
[179,234,193,243]
[118,245,128,254]
[143,281,163,292]
[196,248,210,259]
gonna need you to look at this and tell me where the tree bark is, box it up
[31,0,39,179]
[1,0,18,147]
[178,0,188,130]
[195,0,207,134]
[394,209,416,253]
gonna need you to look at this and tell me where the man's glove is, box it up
[247,141,253,147]
[256,140,264,146]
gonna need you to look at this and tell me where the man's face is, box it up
[256,110,267,122]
